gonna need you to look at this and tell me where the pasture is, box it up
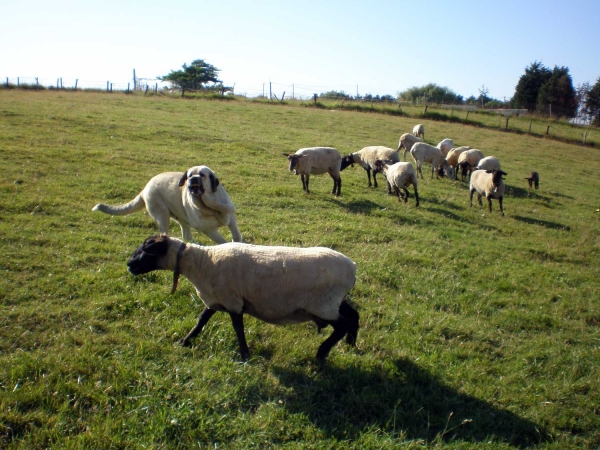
[0,89,599,449]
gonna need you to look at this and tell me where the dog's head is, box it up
[178,165,220,197]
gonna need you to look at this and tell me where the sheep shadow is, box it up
[425,207,500,230]
[507,185,551,201]
[328,198,386,215]
[272,358,548,447]
[512,215,572,231]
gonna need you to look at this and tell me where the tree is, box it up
[159,59,229,93]
[397,83,464,104]
[536,66,577,118]
[586,77,600,126]
[478,85,490,108]
[512,61,552,110]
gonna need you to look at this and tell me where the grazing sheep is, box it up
[410,142,455,180]
[474,156,501,172]
[457,149,485,181]
[436,138,454,157]
[445,146,471,179]
[340,146,399,193]
[282,147,342,196]
[398,133,423,161]
[92,166,242,244]
[373,160,419,206]
[525,171,540,190]
[469,169,507,216]
[127,234,360,362]
[413,124,425,139]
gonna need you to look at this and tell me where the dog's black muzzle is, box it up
[187,176,205,197]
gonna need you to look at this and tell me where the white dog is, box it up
[92,166,242,244]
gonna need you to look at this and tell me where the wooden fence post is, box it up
[127,82,130,93]
[505,117,509,130]
[144,85,149,95]
[546,125,550,136]
[155,83,158,93]
[424,105,428,114]
[528,119,533,133]
[106,81,109,92]
[313,94,317,105]
[110,83,113,93]
[6,77,8,87]
[583,132,587,144]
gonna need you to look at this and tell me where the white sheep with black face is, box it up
[127,234,360,362]
[457,149,485,181]
[474,156,501,172]
[340,146,400,193]
[373,160,420,206]
[469,169,508,216]
[410,142,455,180]
[282,147,342,196]
[413,123,425,139]
[445,146,471,179]
[398,133,423,161]
[92,165,242,244]
[436,138,454,157]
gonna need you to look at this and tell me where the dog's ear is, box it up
[178,171,189,187]
[209,173,220,192]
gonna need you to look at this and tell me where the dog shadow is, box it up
[512,215,571,231]
[271,358,548,447]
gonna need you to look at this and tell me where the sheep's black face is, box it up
[127,235,169,275]
[340,155,354,171]
[287,156,300,174]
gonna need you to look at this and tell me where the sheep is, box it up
[410,142,455,180]
[398,133,423,161]
[469,169,508,216]
[340,146,399,193]
[474,156,501,172]
[525,171,540,190]
[282,147,342,196]
[373,160,419,206]
[413,124,425,139]
[445,146,471,179]
[127,234,360,362]
[457,149,485,181]
[436,138,454,157]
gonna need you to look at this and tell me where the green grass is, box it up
[1,89,599,449]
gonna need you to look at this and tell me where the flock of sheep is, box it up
[95,123,539,364]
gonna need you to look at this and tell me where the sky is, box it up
[1,0,599,100]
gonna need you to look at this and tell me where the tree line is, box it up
[160,59,600,126]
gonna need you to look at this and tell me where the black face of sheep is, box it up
[489,169,508,187]
[281,153,306,175]
[127,235,169,275]
[340,155,355,171]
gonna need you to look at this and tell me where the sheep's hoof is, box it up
[180,339,192,347]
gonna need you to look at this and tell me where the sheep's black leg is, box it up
[499,196,504,215]
[229,311,250,360]
[366,168,372,187]
[386,180,393,195]
[336,176,341,196]
[181,307,216,346]
[478,194,483,207]
[305,174,310,194]
[316,319,349,362]
[469,189,475,207]
[488,197,493,213]
[301,174,307,192]
[339,300,359,346]
[414,186,420,207]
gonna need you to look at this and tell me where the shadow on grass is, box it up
[328,198,386,215]
[512,215,571,231]
[273,358,548,447]
[425,207,500,231]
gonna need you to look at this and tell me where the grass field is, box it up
[1,89,599,449]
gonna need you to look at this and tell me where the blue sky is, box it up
[2,0,599,99]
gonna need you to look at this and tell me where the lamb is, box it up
[474,156,501,172]
[410,142,455,180]
[436,138,454,157]
[457,149,485,181]
[413,124,425,139]
[282,147,342,196]
[469,169,508,216]
[398,133,423,161]
[373,160,419,206]
[525,171,540,190]
[127,234,360,362]
[445,146,471,179]
[340,146,399,193]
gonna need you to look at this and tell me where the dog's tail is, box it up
[92,194,145,216]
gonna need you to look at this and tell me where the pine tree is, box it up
[512,61,551,111]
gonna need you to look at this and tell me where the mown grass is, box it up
[0,89,599,449]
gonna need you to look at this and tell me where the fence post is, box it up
[424,105,428,114]
[583,132,587,144]
[127,82,130,93]
[313,94,317,105]
[106,81,109,92]
[75,79,78,89]
[145,85,149,95]
[110,83,113,93]
[17,77,19,87]
[528,119,533,133]
[546,125,550,136]
[505,117,509,130]
[269,82,272,101]
[6,77,8,87]
[155,83,158,93]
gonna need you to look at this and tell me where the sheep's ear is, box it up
[500,171,508,176]
[142,234,169,256]
[178,172,189,187]
[209,173,220,192]
[281,153,291,157]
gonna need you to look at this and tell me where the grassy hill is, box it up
[1,90,599,449]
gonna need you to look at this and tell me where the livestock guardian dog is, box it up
[92,166,242,244]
